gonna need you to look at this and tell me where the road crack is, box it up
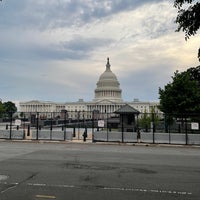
[0,172,38,195]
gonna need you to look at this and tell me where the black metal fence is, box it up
[0,111,200,144]
[0,111,96,141]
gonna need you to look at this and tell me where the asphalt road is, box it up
[0,141,200,200]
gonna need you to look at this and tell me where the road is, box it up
[0,141,200,200]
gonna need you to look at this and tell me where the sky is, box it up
[0,0,200,106]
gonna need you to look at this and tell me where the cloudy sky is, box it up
[0,0,199,105]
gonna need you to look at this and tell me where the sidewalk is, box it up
[1,138,200,149]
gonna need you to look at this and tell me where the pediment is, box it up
[94,99,119,105]
[21,100,52,105]
[115,104,140,114]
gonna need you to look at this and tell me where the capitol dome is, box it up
[94,58,122,102]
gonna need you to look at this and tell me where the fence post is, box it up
[122,114,124,143]
[106,111,109,142]
[185,117,188,145]
[36,112,39,140]
[23,113,25,140]
[152,113,155,144]
[27,125,30,136]
[9,111,13,140]
[50,112,53,140]
[92,111,94,142]
[77,111,80,140]
[168,114,171,144]
[64,110,67,141]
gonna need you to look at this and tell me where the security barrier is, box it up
[0,111,199,145]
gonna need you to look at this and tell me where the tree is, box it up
[138,108,160,132]
[0,101,5,118]
[159,65,200,116]
[138,111,151,132]
[174,0,200,61]
[3,101,17,116]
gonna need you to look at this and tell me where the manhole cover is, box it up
[0,175,9,181]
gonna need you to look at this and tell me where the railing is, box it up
[0,111,199,145]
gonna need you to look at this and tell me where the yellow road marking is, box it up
[35,195,56,199]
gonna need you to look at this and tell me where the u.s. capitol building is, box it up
[19,58,160,116]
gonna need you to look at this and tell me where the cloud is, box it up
[0,0,164,30]
[0,0,199,104]
[121,63,175,101]
[61,36,114,59]
[0,0,175,63]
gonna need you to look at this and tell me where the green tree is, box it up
[174,0,200,61]
[0,101,5,118]
[138,108,160,132]
[139,111,151,131]
[159,65,200,116]
[3,101,17,116]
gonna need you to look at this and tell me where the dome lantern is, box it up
[106,57,111,71]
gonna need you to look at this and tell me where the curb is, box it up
[0,139,200,148]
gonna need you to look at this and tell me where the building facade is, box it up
[19,58,160,117]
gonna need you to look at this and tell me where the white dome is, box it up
[94,58,122,102]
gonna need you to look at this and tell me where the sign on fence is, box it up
[15,119,21,126]
[98,120,105,127]
[191,122,199,130]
